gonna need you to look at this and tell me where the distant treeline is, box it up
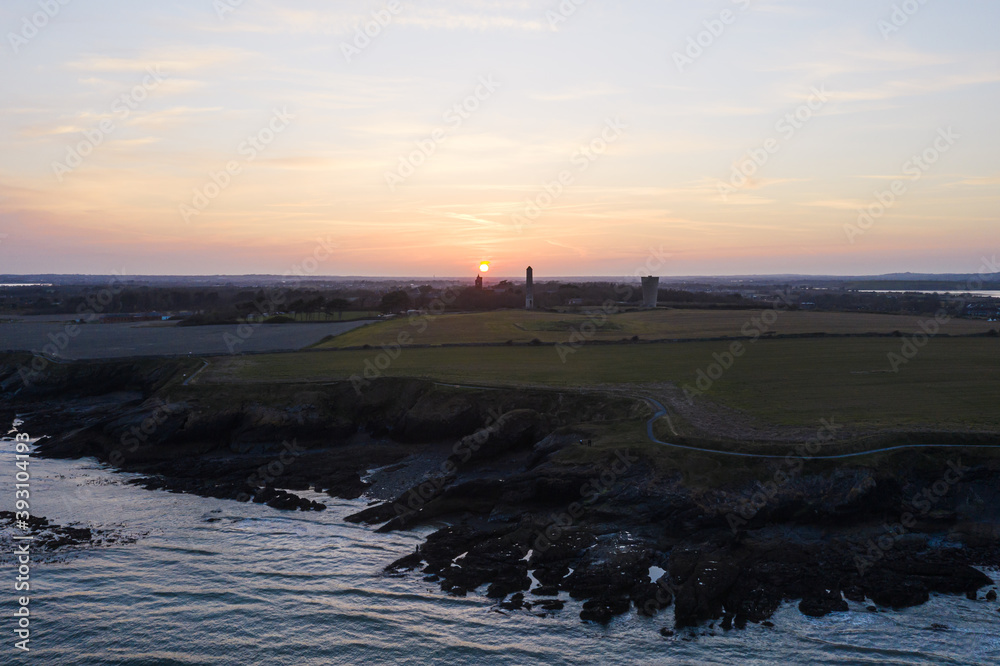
[0,285,384,318]
[1,281,994,321]
[0,282,748,317]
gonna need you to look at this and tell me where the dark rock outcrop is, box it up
[4,353,998,636]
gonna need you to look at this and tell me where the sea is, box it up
[857,290,1000,298]
[4,427,999,665]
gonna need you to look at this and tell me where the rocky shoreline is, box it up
[3,353,999,631]
[0,512,138,563]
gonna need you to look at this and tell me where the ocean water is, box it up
[4,430,999,665]
[857,290,1000,298]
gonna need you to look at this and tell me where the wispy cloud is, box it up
[205,2,547,35]
[66,47,254,73]
[832,70,1000,103]
[529,85,627,102]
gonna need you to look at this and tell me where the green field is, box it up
[316,309,996,348]
[207,337,1000,430]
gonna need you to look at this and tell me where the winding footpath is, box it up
[433,381,998,460]
[182,359,210,386]
[642,396,997,460]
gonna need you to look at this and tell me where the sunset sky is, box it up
[1,0,997,277]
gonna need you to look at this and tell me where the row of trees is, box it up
[3,282,992,320]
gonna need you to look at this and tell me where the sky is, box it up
[0,0,998,278]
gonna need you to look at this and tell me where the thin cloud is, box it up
[65,47,254,73]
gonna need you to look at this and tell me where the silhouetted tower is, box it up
[641,276,660,308]
[475,274,483,290]
[525,266,535,309]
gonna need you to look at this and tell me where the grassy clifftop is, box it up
[206,337,1000,432]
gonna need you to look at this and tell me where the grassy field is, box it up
[316,309,997,348]
[207,337,1000,430]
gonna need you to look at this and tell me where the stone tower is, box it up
[525,267,534,309]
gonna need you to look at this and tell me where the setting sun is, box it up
[479,262,490,273]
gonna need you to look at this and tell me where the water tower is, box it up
[641,276,660,308]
